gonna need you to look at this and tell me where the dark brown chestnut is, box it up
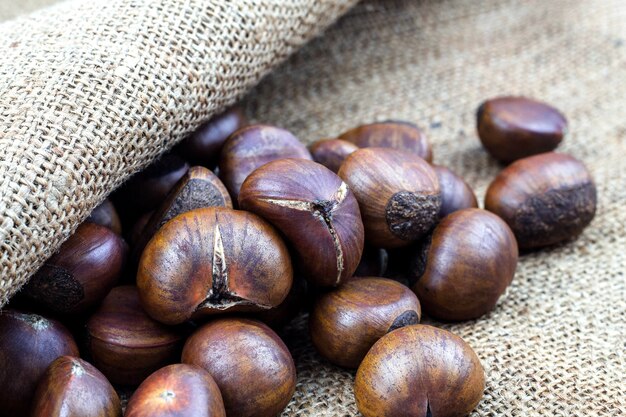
[125,364,226,417]
[86,198,122,235]
[338,121,432,162]
[355,324,485,417]
[477,96,567,163]
[31,356,121,417]
[239,158,364,287]
[175,106,248,168]
[256,276,307,329]
[338,148,441,248]
[410,208,518,321]
[218,124,312,200]
[85,286,185,386]
[309,138,359,173]
[0,310,79,417]
[182,318,296,417]
[433,165,478,218]
[137,207,293,324]
[129,210,153,248]
[485,152,597,249]
[310,277,421,368]
[354,246,388,277]
[23,223,127,315]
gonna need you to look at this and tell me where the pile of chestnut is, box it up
[0,96,596,417]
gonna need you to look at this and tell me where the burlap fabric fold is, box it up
[2,0,625,416]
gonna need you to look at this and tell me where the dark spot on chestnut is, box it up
[386,191,441,241]
[388,310,419,333]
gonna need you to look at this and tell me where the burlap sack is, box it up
[2,0,625,416]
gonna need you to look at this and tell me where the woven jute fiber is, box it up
[1,0,625,416]
[0,0,358,306]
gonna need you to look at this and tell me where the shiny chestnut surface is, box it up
[485,152,596,249]
[433,165,478,218]
[182,318,296,417]
[86,199,122,235]
[309,138,359,173]
[355,325,485,417]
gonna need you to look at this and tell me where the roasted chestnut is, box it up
[355,325,485,417]
[182,318,296,417]
[433,165,478,218]
[22,223,127,315]
[0,310,79,417]
[239,158,364,287]
[485,152,596,249]
[85,286,185,386]
[86,198,122,235]
[310,277,421,368]
[477,96,567,163]
[309,138,359,173]
[137,207,293,324]
[31,356,121,417]
[125,364,226,417]
[218,124,312,200]
[338,148,441,248]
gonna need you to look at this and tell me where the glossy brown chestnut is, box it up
[309,138,359,173]
[338,121,433,162]
[176,106,248,167]
[477,96,567,163]
[137,207,293,324]
[182,318,296,417]
[354,246,388,277]
[31,356,121,417]
[310,277,421,368]
[485,152,597,249]
[410,208,518,321]
[23,223,127,315]
[125,364,226,417]
[239,158,364,287]
[355,324,485,417]
[338,148,441,248]
[86,199,122,235]
[0,310,79,417]
[85,286,185,386]
[218,124,312,200]
[433,165,478,218]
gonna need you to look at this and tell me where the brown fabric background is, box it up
[2,0,626,415]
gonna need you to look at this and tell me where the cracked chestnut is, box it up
[125,364,226,417]
[86,198,122,235]
[85,286,185,385]
[137,207,293,324]
[485,152,597,249]
[433,165,478,218]
[182,318,296,417]
[338,121,432,162]
[355,325,484,417]
[219,124,312,201]
[309,138,359,173]
[410,208,518,321]
[477,96,567,163]
[0,310,79,417]
[338,148,441,248]
[310,277,421,368]
[239,158,364,287]
[31,356,121,417]
[23,222,127,315]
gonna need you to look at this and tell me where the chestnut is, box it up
[218,124,312,200]
[129,210,153,248]
[23,222,128,315]
[338,121,432,162]
[477,96,567,163]
[182,318,296,417]
[137,207,293,324]
[485,152,597,249]
[125,364,225,417]
[85,286,185,386]
[0,310,79,417]
[86,198,122,235]
[354,245,388,277]
[410,208,518,321]
[310,277,421,368]
[355,324,485,417]
[433,165,478,218]
[256,276,307,329]
[175,106,248,168]
[31,356,121,417]
[309,138,359,173]
[338,148,441,248]
[239,158,364,287]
